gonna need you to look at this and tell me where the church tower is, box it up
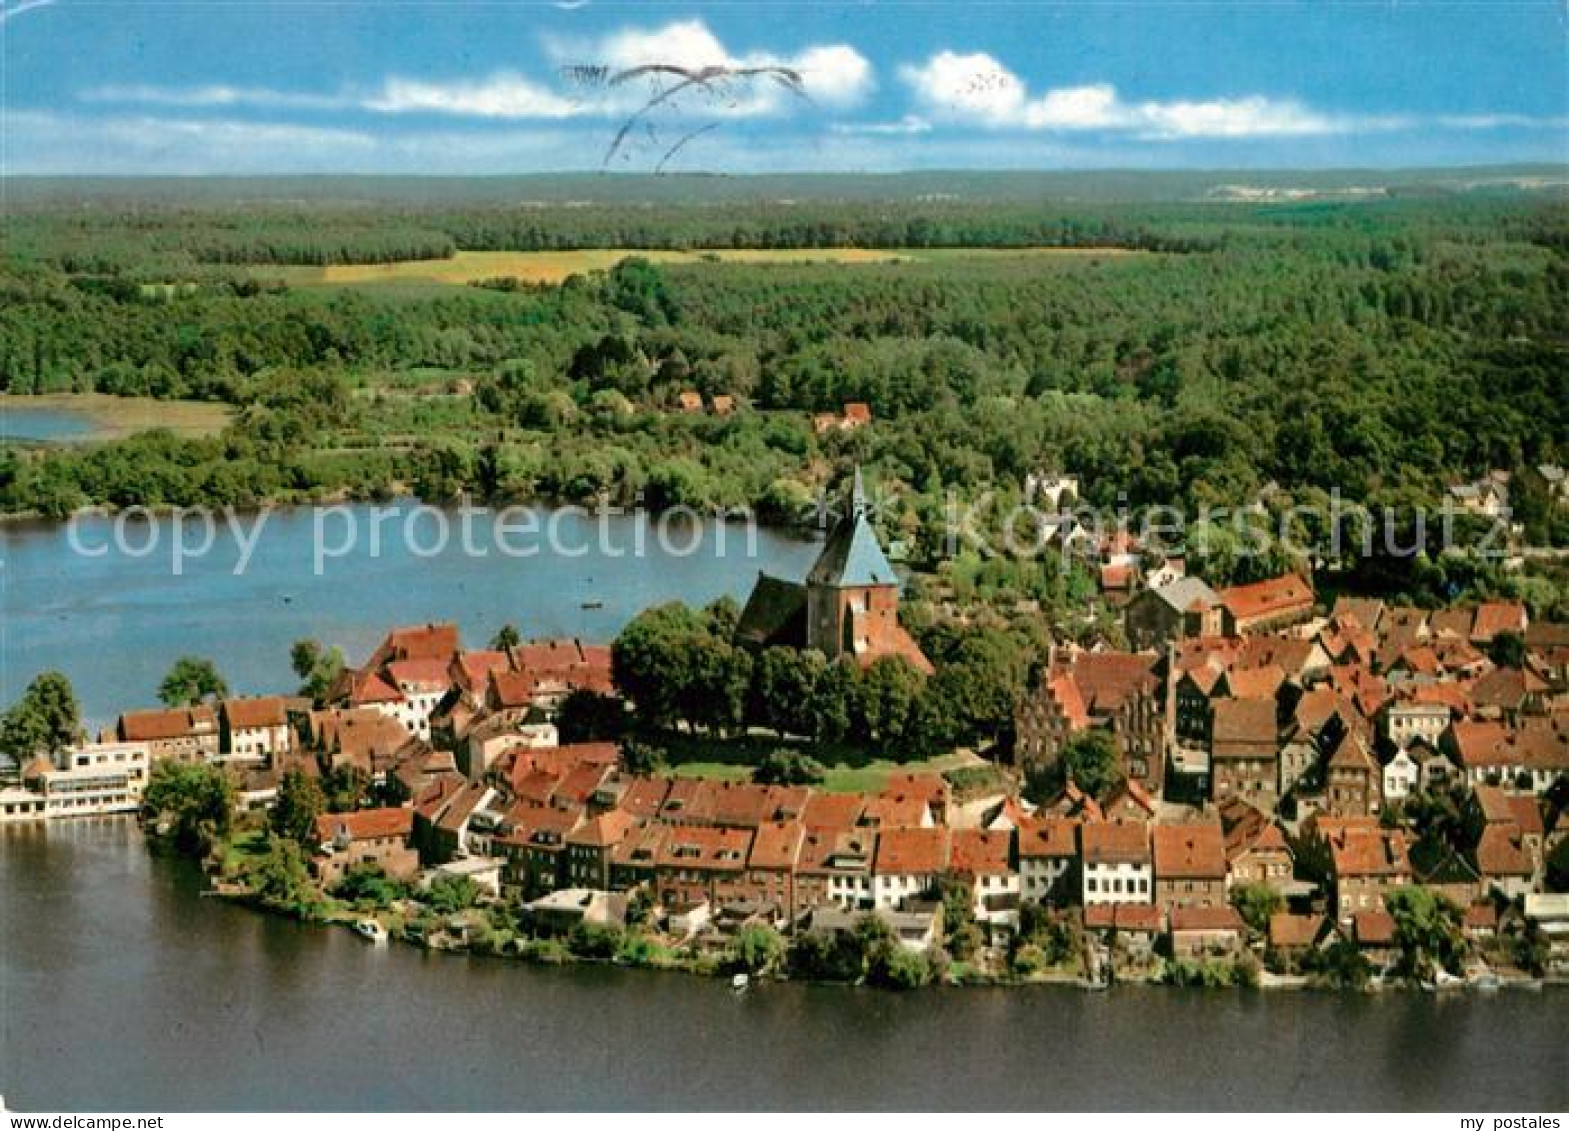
[804,469,930,672]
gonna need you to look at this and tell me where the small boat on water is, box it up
[580,600,604,610]
[731,973,750,992]
[1469,971,1501,992]
[1422,968,1464,992]
[353,919,388,945]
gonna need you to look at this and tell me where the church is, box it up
[735,470,933,675]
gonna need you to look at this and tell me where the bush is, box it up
[568,920,625,960]
[1011,943,1047,978]
[867,943,932,990]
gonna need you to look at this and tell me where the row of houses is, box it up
[1016,583,1568,818]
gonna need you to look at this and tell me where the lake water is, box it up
[0,405,95,443]
[1,821,1564,1111]
[0,505,823,726]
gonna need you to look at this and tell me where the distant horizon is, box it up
[6,161,1569,179]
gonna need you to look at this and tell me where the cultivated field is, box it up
[279,246,1139,288]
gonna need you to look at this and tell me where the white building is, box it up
[385,659,451,740]
[1384,701,1450,752]
[871,829,947,911]
[1381,748,1419,805]
[220,696,293,763]
[1080,822,1152,906]
[1017,817,1078,903]
[0,741,151,823]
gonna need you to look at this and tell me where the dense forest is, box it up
[3,182,1567,613]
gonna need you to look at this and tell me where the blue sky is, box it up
[1,1,1565,174]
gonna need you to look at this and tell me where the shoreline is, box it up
[187,833,1552,997]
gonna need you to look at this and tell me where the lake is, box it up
[1,821,1564,1111]
[0,405,96,443]
[0,505,823,727]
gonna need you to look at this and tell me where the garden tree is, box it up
[611,602,712,730]
[333,864,407,910]
[290,639,345,704]
[787,929,865,983]
[0,670,82,763]
[866,941,932,990]
[1057,730,1123,801]
[1507,918,1551,977]
[1384,887,1469,981]
[426,874,480,915]
[489,623,522,651]
[322,764,371,813]
[807,659,859,745]
[249,834,321,918]
[1546,837,1569,893]
[143,760,233,856]
[158,656,228,707]
[922,625,1032,749]
[753,749,826,786]
[271,769,326,844]
[729,923,786,976]
[938,879,984,962]
[1306,936,1371,990]
[1404,783,1484,856]
[555,689,626,743]
[1487,631,1526,669]
[749,647,826,736]
[688,637,753,737]
[856,656,927,748]
[1230,882,1284,936]
[1013,903,1079,968]
[568,920,625,960]
[618,739,668,776]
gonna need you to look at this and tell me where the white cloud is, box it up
[82,84,347,111]
[365,74,584,119]
[900,50,1389,138]
[0,110,585,174]
[549,18,874,111]
[832,114,931,137]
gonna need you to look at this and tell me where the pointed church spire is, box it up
[851,465,867,519]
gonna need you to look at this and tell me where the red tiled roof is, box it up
[1475,824,1532,876]
[656,825,753,872]
[1211,697,1278,759]
[949,828,1011,876]
[1152,823,1228,881]
[1353,911,1396,946]
[618,776,671,820]
[1269,912,1325,949]
[387,658,452,690]
[1081,821,1149,866]
[748,820,806,871]
[348,669,403,706]
[874,827,949,875]
[1471,601,1526,644]
[1220,573,1314,624]
[566,809,636,849]
[1016,816,1078,859]
[1329,827,1410,879]
[314,806,412,845]
[119,705,217,741]
[222,696,288,730]
[381,622,462,663]
[1224,665,1285,701]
